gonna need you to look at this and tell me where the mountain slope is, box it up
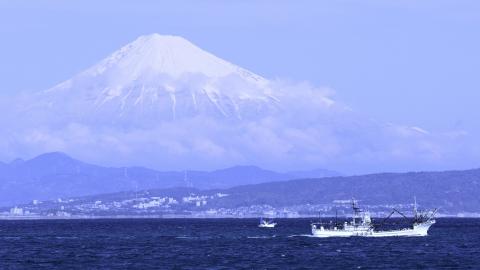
[286,168,342,179]
[211,169,480,213]
[0,152,184,206]
[0,152,337,206]
[12,168,480,216]
[1,33,470,173]
[39,34,280,122]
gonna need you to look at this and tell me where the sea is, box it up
[0,218,479,269]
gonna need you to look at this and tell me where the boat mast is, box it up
[414,196,418,216]
[335,206,338,227]
[351,198,361,225]
[413,196,419,223]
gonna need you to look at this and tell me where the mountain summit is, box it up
[42,34,279,121]
[3,34,449,173]
[85,34,267,80]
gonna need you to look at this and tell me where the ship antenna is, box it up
[352,198,358,225]
[414,196,418,217]
[135,183,138,201]
[335,206,338,227]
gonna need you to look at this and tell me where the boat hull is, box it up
[311,220,435,237]
[258,223,276,228]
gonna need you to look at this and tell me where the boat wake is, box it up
[288,234,318,238]
[247,235,277,239]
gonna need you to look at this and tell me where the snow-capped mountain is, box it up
[41,34,282,122]
[0,33,466,173]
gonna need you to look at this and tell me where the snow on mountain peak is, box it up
[88,33,267,81]
[43,33,278,120]
[2,34,457,174]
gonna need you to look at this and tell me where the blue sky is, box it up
[0,1,479,172]
[1,0,479,133]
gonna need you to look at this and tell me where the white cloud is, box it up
[0,80,477,173]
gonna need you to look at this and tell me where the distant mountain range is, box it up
[0,152,339,206]
[209,169,480,213]
[8,166,480,217]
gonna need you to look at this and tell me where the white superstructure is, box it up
[311,198,436,237]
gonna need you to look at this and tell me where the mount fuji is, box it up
[38,34,287,124]
[0,34,467,173]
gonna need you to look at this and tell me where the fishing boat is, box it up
[258,218,277,228]
[311,198,436,237]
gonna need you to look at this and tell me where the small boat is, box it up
[311,198,436,237]
[258,218,277,228]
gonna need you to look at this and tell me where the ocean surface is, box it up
[0,218,479,269]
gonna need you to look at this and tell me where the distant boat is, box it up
[258,218,277,228]
[311,198,437,237]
